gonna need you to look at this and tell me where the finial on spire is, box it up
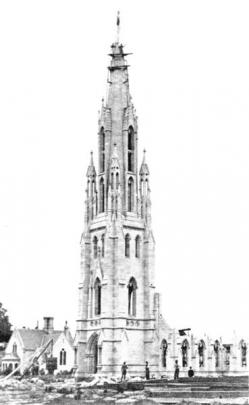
[116,11,120,43]
[90,151,94,166]
[143,149,146,162]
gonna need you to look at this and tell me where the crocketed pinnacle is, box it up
[139,149,150,175]
[86,151,96,177]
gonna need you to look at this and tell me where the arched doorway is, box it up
[88,333,99,374]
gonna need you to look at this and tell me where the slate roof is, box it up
[17,329,46,350]
[17,329,66,351]
[42,331,62,346]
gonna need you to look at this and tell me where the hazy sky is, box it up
[0,1,248,340]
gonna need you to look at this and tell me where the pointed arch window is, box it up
[125,234,130,257]
[240,340,247,367]
[135,235,141,258]
[99,177,105,213]
[161,339,168,368]
[128,177,134,212]
[128,126,134,172]
[214,340,220,367]
[100,127,105,173]
[181,339,189,367]
[224,344,231,366]
[59,349,67,365]
[198,340,205,367]
[101,234,105,257]
[111,173,114,190]
[116,172,119,189]
[93,236,98,259]
[128,277,137,316]
[94,278,101,315]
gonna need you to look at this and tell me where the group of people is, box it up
[121,361,150,381]
[121,360,195,381]
[174,360,195,379]
[121,360,194,381]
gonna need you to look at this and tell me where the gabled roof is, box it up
[17,329,46,351]
[16,328,74,351]
[42,331,62,346]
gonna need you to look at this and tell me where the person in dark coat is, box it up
[188,366,194,377]
[145,361,150,380]
[174,360,180,380]
[121,362,128,381]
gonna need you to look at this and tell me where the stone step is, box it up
[145,381,248,388]
[146,388,248,399]
[151,399,248,405]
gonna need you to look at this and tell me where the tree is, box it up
[0,303,12,342]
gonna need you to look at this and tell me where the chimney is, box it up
[43,317,54,333]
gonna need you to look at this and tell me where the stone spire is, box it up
[140,149,150,196]
[139,149,151,224]
[86,151,96,178]
[97,17,138,216]
[86,151,97,221]
[139,149,150,176]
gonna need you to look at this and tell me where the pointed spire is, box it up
[139,149,150,175]
[86,151,96,177]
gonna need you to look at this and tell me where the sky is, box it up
[0,0,248,340]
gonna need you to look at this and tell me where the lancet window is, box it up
[99,178,105,213]
[135,235,141,258]
[128,277,137,316]
[94,278,101,315]
[101,234,105,257]
[59,349,67,365]
[128,177,134,212]
[128,126,134,172]
[214,340,220,367]
[240,340,247,367]
[224,345,231,366]
[125,234,130,257]
[100,127,105,173]
[116,172,119,189]
[161,339,168,368]
[93,236,98,259]
[198,340,205,367]
[181,339,189,367]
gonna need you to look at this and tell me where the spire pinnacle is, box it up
[140,149,150,176]
[116,11,120,44]
[87,151,96,177]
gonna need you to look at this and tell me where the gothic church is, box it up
[75,19,248,379]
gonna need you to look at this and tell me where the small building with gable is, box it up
[1,317,75,374]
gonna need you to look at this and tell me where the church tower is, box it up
[75,14,160,377]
